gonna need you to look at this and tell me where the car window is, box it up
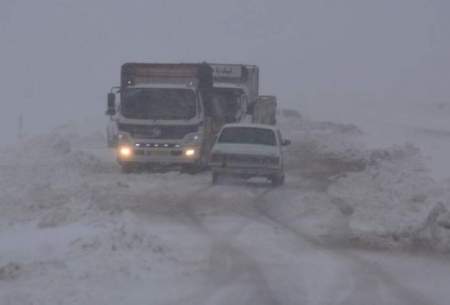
[218,127,276,146]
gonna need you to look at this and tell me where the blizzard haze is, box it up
[1,0,449,144]
[3,2,450,304]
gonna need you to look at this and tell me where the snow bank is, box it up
[279,108,368,181]
[0,118,213,305]
[0,130,111,229]
[0,210,197,305]
[278,108,450,252]
[328,144,450,252]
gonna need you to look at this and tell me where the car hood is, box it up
[211,143,279,157]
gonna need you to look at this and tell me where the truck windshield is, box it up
[218,127,276,146]
[203,88,244,123]
[122,88,197,120]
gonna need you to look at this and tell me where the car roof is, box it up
[221,123,279,131]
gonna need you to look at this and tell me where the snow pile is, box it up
[0,130,112,230]
[278,109,450,252]
[278,109,368,180]
[0,212,183,305]
[328,145,435,243]
[67,210,172,275]
[327,143,450,252]
[0,120,210,305]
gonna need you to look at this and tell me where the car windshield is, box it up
[218,127,276,146]
[121,88,197,120]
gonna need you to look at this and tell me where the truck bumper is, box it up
[117,146,201,165]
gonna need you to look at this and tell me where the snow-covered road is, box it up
[1,114,450,304]
[80,164,448,305]
[121,172,441,305]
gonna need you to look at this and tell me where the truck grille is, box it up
[134,149,182,156]
[134,143,180,148]
[118,123,199,139]
[133,143,183,157]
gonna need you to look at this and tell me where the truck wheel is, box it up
[212,172,220,185]
[270,174,284,187]
[121,163,135,174]
[181,164,203,175]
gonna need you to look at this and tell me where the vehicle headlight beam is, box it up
[118,145,133,158]
[184,148,195,157]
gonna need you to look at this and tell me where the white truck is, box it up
[252,95,277,125]
[209,63,259,122]
[105,63,259,173]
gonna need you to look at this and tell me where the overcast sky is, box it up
[1,0,449,143]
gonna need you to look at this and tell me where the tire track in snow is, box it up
[126,178,282,305]
[251,180,436,305]
[218,178,436,305]
[99,169,432,305]
[173,183,282,305]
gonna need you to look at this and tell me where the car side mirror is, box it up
[282,139,291,146]
[106,93,116,116]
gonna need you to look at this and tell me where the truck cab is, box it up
[106,63,212,172]
[210,64,259,122]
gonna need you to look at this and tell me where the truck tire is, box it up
[121,163,135,174]
[181,164,203,175]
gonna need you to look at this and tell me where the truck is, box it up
[252,95,277,125]
[209,63,259,122]
[105,62,259,173]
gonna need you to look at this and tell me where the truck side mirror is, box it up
[106,93,116,116]
[282,139,291,146]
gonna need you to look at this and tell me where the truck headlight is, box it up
[184,148,196,157]
[119,145,133,158]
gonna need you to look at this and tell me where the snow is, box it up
[1,110,450,304]
[277,109,450,252]
[303,99,450,180]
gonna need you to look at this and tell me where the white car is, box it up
[209,123,290,186]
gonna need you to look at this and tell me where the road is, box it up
[88,148,446,305]
[1,142,449,305]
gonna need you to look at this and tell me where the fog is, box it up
[2,3,450,303]
[1,0,449,144]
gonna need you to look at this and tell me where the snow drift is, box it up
[278,109,450,252]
